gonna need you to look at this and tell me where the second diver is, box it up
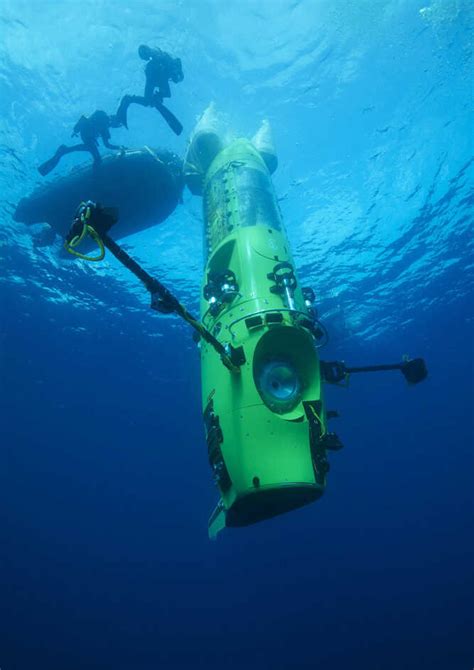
[38,110,124,176]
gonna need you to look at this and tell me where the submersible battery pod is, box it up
[185,129,331,538]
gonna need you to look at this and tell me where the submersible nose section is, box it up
[186,126,330,538]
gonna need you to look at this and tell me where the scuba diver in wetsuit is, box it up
[115,45,184,136]
[38,110,124,176]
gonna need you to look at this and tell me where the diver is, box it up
[38,110,124,176]
[114,45,184,136]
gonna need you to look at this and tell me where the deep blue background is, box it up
[1,1,473,668]
[1,277,472,670]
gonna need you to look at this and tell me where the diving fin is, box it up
[38,152,62,176]
[38,145,68,176]
[114,97,130,129]
[154,101,183,136]
[208,500,226,540]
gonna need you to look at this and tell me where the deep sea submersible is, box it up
[182,110,427,537]
[32,108,427,539]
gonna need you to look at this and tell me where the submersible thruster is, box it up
[185,119,335,538]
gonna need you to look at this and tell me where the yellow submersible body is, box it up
[185,118,337,538]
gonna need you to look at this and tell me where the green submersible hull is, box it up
[186,130,330,538]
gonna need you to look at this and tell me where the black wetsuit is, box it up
[142,48,178,102]
[72,111,120,162]
[38,111,121,176]
[115,47,183,135]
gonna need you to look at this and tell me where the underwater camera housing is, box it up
[401,358,427,384]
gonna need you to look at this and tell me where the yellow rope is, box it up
[308,404,327,437]
[64,223,105,262]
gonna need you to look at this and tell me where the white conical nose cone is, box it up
[252,119,278,174]
[184,103,224,195]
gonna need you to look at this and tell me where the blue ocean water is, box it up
[1,1,473,668]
